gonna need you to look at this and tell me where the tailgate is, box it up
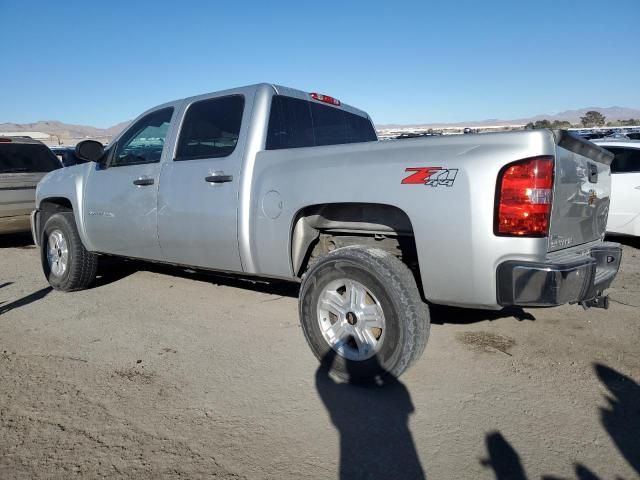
[547,131,614,252]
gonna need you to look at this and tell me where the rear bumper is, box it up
[497,242,622,307]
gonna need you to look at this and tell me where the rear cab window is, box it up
[0,142,61,173]
[266,95,377,150]
[175,95,245,161]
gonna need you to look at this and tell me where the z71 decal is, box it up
[401,167,458,187]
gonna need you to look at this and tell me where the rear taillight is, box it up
[0,137,12,143]
[310,92,341,106]
[495,156,554,236]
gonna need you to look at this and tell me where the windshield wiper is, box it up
[0,168,28,173]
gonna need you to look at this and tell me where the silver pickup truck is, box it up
[31,83,622,381]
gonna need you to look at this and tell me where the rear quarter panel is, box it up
[249,130,556,309]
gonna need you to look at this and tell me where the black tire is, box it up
[41,212,98,291]
[299,246,430,383]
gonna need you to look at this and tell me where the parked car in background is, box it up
[594,139,640,236]
[625,131,640,140]
[0,137,61,234]
[50,146,85,167]
[30,84,621,381]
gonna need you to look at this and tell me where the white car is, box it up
[594,140,640,236]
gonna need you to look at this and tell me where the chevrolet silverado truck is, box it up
[31,83,622,381]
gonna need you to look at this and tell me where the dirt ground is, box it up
[0,233,638,479]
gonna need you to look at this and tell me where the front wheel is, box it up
[41,212,98,291]
[299,246,430,382]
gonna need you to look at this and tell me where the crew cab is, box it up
[31,84,622,381]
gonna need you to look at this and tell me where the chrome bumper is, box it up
[497,242,622,307]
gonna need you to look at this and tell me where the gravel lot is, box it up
[0,233,638,479]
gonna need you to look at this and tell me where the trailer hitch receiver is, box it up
[580,294,610,310]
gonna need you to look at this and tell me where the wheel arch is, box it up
[39,196,73,212]
[37,196,90,250]
[289,202,424,295]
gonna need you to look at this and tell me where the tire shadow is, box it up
[315,349,425,479]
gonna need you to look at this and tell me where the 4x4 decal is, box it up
[401,167,458,187]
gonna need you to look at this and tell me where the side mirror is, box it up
[75,140,104,163]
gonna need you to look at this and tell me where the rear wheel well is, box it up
[291,203,423,296]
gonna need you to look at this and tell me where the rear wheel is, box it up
[299,246,430,382]
[41,212,98,291]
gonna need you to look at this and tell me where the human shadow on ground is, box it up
[594,363,640,475]
[481,364,639,479]
[482,432,604,480]
[315,349,425,480]
[480,431,527,480]
[0,286,52,316]
[429,304,535,325]
[90,257,300,298]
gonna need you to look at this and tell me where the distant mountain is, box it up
[3,105,639,139]
[376,106,640,129]
[0,120,130,139]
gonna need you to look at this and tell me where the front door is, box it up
[83,107,175,259]
[157,94,246,272]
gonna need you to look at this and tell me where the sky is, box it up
[1,0,639,127]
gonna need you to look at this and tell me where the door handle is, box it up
[205,174,233,183]
[133,177,154,186]
[635,186,640,190]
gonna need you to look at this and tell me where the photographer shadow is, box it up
[315,349,425,479]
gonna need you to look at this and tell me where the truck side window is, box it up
[266,95,315,149]
[606,147,640,173]
[112,108,174,167]
[266,95,377,150]
[175,95,245,161]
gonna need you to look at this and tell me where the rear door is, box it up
[83,107,174,259]
[157,94,246,271]
[605,146,640,232]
